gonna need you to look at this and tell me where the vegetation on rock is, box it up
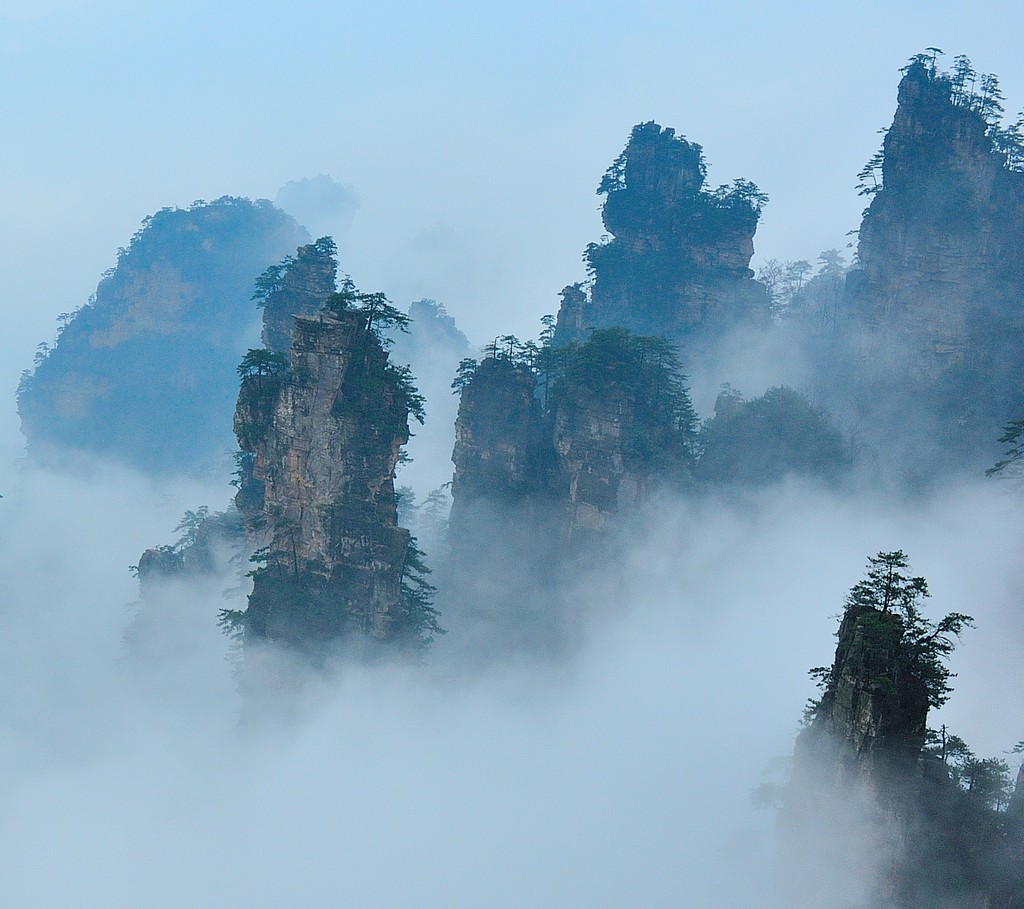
[697,385,849,486]
[253,236,339,352]
[17,197,308,472]
[554,121,770,348]
[838,50,1024,479]
[788,549,1024,908]
[228,257,438,656]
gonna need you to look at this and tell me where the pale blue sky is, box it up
[3,0,1024,445]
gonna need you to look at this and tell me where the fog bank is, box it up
[0,464,1021,907]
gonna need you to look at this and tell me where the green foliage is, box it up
[173,506,210,549]
[481,334,537,366]
[697,386,849,485]
[538,314,556,347]
[386,362,426,425]
[217,608,247,642]
[392,537,445,650]
[321,275,427,428]
[597,148,628,196]
[926,727,1014,810]
[453,324,698,479]
[987,418,1024,476]
[711,178,769,214]
[848,551,973,709]
[848,550,928,614]
[356,291,411,339]
[857,147,885,197]
[898,49,1024,168]
[237,348,290,381]
[553,328,698,470]
[323,276,360,316]
[451,357,480,394]
[323,277,410,342]
[230,449,255,489]
[991,112,1024,170]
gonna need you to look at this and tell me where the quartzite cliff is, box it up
[230,290,439,655]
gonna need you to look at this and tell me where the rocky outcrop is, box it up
[842,55,1024,471]
[136,507,245,599]
[806,603,930,793]
[784,550,1024,909]
[449,329,696,549]
[17,197,308,473]
[231,301,438,653]
[451,357,549,510]
[256,236,339,353]
[554,122,770,350]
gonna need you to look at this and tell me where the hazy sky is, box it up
[3,0,1024,446]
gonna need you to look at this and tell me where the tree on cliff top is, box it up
[987,418,1024,476]
[323,277,410,340]
[818,551,973,710]
[253,236,339,352]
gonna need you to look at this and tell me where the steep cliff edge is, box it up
[843,54,1024,471]
[229,294,439,655]
[554,122,769,350]
[451,356,549,513]
[17,197,308,473]
[803,602,931,798]
[783,550,1024,908]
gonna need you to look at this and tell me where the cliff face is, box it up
[233,305,433,653]
[809,604,930,790]
[451,357,548,510]
[257,236,339,353]
[844,58,1024,466]
[552,379,640,538]
[555,122,770,349]
[17,197,308,473]
[449,330,696,549]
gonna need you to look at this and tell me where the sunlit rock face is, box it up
[843,58,1024,474]
[17,197,308,473]
[234,309,414,651]
[554,121,770,351]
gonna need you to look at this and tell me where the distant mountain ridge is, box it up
[17,196,308,473]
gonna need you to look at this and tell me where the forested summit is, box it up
[837,50,1024,480]
[17,197,308,473]
[555,121,770,349]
